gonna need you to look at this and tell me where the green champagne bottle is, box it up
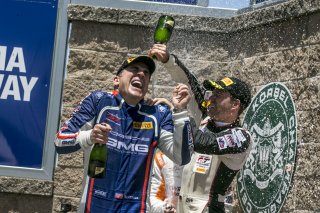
[154,15,175,44]
[88,143,107,178]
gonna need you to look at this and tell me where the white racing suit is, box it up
[163,55,253,213]
[183,120,252,213]
[149,150,184,212]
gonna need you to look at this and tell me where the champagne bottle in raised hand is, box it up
[154,15,175,45]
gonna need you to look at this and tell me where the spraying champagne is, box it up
[171,55,207,118]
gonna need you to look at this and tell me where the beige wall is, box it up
[1,0,319,212]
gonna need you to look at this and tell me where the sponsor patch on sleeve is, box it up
[225,134,236,147]
[236,130,246,142]
[231,129,242,147]
[158,105,166,112]
[217,136,227,150]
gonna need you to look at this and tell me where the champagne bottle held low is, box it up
[88,124,108,178]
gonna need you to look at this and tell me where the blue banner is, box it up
[0,0,58,168]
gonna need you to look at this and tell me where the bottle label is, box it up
[88,160,106,178]
[165,20,174,29]
[95,167,105,175]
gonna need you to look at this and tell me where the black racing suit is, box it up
[163,54,252,213]
[191,119,252,212]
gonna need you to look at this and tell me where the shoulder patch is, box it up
[94,90,104,99]
[158,104,167,113]
[236,129,246,142]
[217,136,228,150]
[225,134,236,147]
[231,129,243,147]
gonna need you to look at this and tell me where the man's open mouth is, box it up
[131,80,143,89]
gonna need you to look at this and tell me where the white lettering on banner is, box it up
[0,46,38,102]
[0,74,38,101]
[0,46,7,70]
[20,76,38,101]
[0,46,26,72]
[6,47,26,72]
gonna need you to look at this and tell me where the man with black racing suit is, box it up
[149,45,253,213]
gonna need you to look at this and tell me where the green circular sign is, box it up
[237,82,297,212]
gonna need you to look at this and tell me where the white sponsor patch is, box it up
[236,130,246,142]
[61,138,76,146]
[217,136,227,150]
[231,129,242,147]
[193,154,212,174]
[225,134,236,147]
[94,189,107,198]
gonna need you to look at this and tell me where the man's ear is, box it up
[112,76,120,96]
[232,99,241,110]
[113,76,119,86]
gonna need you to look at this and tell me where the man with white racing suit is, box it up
[55,55,192,212]
[149,45,253,213]
[146,98,184,213]
[150,150,183,213]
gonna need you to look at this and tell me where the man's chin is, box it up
[208,113,218,121]
[128,92,144,100]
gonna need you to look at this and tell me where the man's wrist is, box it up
[162,53,170,63]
